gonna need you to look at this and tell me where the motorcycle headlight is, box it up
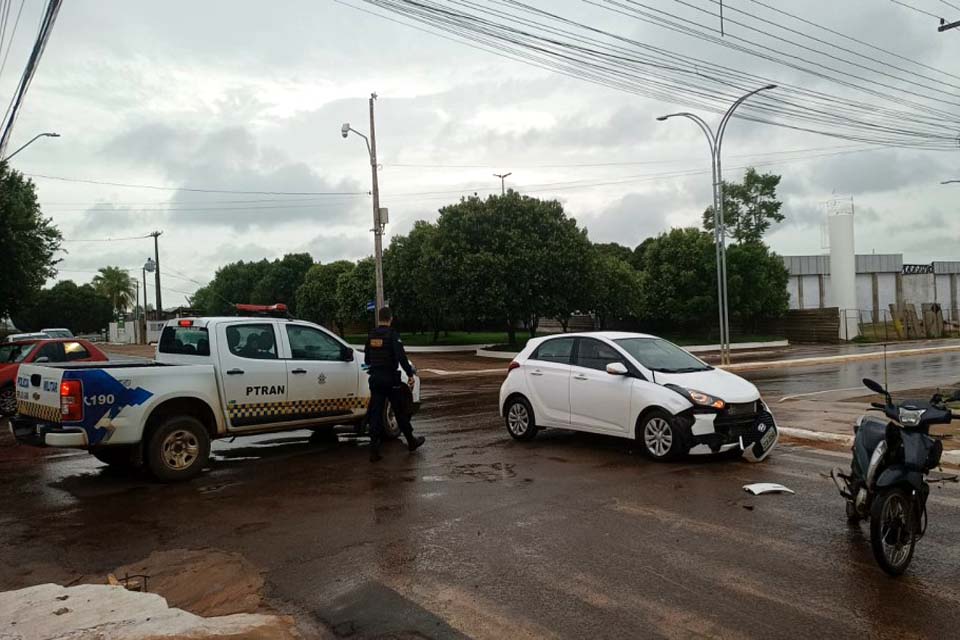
[667,385,725,410]
[898,408,925,426]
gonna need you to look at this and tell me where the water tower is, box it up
[826,197,859,340]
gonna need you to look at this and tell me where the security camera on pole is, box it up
[342,93,388,317]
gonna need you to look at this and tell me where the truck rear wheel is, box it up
[146,415,210,482]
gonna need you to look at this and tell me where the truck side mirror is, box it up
[341,346,355,362]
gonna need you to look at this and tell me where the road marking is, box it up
[778,387,864,403]
[725,343,960,373]
[422,368,505,376]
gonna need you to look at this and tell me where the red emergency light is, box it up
[235,303,289,317]
[178,319,194,327]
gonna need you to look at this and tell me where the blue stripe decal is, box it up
[62,369,153,445]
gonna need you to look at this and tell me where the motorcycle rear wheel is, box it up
[870,488,916,576]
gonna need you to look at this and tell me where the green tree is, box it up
[296,260,354,335]
[591,254,643,330]
[336,258,376,330]
[725,242,790,331]
[0,162,61,320]
[637,228,717,329]
[190,259,271,315]
[92,266,136,315]
[250,253,314,313]
[435,191,591,343]
[13,281,112,334]
[702,167,783,243]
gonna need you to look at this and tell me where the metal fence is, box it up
[840,305,960,342]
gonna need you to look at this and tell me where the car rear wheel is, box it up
[504,397,538,441]
[639,410,684,461]
[0,386,16,416]
[145,415,211,482]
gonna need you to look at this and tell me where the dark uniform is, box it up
[364,325,418,454]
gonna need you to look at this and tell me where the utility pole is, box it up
[494,172,512,195]
[369,94,385,314]
[150,231,163,317]
[141,265,149,343]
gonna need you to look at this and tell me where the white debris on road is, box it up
[743,483,796,496]
[0,583,299,640]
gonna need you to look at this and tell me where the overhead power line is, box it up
[25,172,369,196]
[0,0,27,80]
[889,0,943,20]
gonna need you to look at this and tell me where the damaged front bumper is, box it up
[679,404,779,462]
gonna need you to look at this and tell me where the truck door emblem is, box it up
[317,373,326,385]
[758,423,767,433]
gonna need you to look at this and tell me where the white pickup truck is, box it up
[11,310,420,481]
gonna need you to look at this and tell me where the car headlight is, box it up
[898,408,925,426]
[666,384,725,410]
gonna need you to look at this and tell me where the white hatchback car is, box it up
[498,332,778,461]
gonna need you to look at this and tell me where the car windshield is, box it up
[614,337,711,373]
[0,342,37,363]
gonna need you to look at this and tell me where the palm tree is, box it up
[92,266,136,315]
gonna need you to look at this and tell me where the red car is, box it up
[0,338,108,415]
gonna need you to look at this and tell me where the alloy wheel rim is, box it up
[508,403,529,435]
[880,493,912,567]
[161,429,200,471]
[644,418,673,457]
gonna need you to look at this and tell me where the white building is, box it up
[782,253,960,322]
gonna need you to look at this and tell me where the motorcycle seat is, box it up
[858,418,888,452]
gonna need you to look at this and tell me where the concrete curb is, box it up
[724,344,960,372]
[778,427,960,466]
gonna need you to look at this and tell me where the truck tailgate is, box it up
[15,364,64,423]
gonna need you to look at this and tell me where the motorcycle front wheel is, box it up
[870,488,917,576]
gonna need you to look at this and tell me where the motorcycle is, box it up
[831,378,953,576]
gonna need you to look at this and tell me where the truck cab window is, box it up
[225,324,277,360]
[159,326,211,356]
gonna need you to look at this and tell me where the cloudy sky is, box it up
[4,0,960,305]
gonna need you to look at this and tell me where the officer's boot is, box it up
[405,433,425,453]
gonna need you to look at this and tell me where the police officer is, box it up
[364,306,425,462]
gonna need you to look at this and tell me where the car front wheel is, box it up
[638,410,684,460]
[504,397,538,441]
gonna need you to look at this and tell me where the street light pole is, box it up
[2,132,59,161]
[342,93,386,316]
[657,84,777,365]
[494,172,512,195]
[150,231,163,317]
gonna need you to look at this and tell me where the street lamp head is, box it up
[341,123,350,139]
[45,132,60,138]
[762,84,777,91]
[655,115,669,121]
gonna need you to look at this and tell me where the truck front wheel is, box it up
[146,416,210,482]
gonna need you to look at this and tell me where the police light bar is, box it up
[235,303,289,317]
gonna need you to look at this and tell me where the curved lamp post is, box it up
[657,84,777,364]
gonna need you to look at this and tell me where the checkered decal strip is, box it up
[18,400,61,423]
[226,397,369,420]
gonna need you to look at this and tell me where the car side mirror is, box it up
[34,356,49,363]
[606,362,629,376]
[341,346,355,362]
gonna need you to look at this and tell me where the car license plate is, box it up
[760,427,777,451]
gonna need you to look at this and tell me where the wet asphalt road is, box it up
[3,357,960,639]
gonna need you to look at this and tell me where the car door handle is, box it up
[226,368,244,375]
[573,374,588,381]
[291,368,307,374]
[529,370,544,377]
